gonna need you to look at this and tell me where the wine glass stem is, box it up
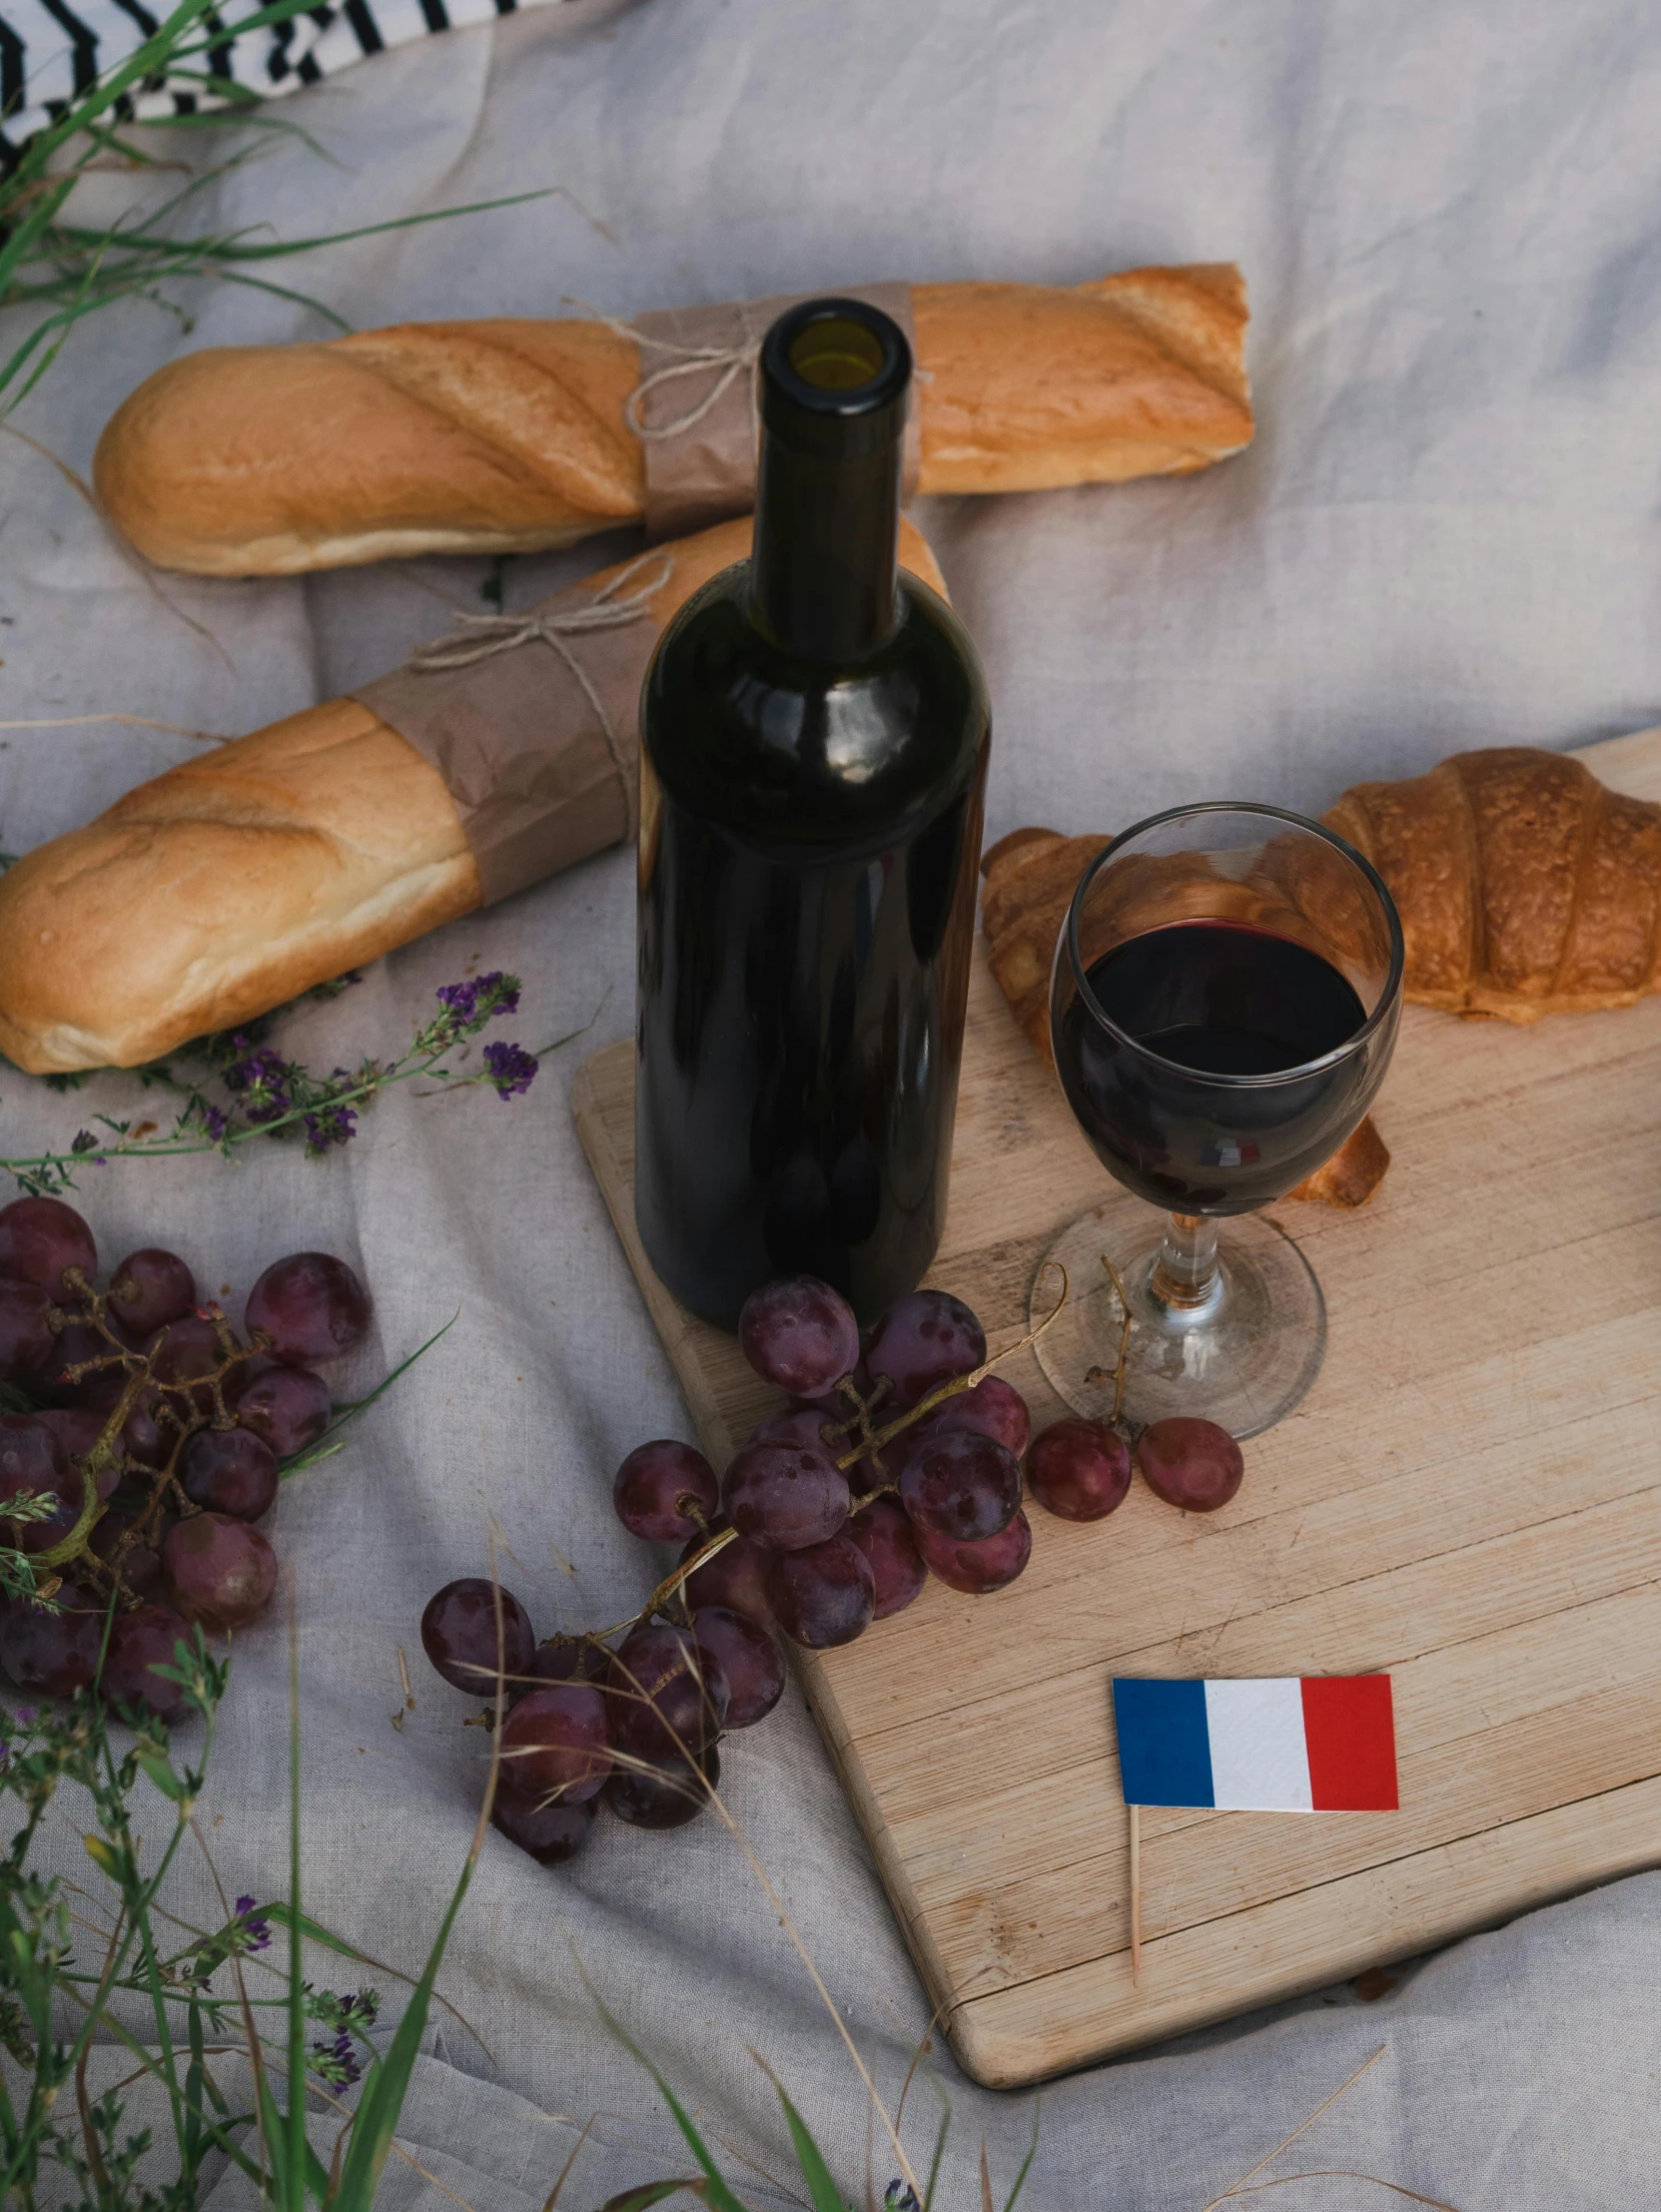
[1150,1211,1221,1312]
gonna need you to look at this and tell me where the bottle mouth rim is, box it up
[760,297,912,423]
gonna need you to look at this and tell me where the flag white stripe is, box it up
[1204,1677,1313,1812]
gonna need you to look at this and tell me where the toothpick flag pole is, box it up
[1129,1803,1143,1985]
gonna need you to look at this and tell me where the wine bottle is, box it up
[635,297,991,1326]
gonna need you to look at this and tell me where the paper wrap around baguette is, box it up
[93,266,1253,575]
[0,515,946,1075]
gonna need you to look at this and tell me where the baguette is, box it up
[93,267,1252,575]
[0,516,946,1075]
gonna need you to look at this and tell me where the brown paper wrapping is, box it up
[632,282,921,538]
[353,555,668,907]
[353,513,945,915]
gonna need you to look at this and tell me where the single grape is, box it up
[753,1405,845,1455]
[122,1386,170,1469]
[32,1319,124,1408]
[234,1367,332,1459]
[0,1277,53,1385]
[102,1604,193,1721]
[916,1374,1031,1460]
[419,1578,536,1694]
[524,1638,606,1689]
[678,1517,776,1630]
[604,1743,719,1831]
[0,1583,104,1696]
[738,1275,860,1397]
[0,1415,77,1553]
[612,1439,719,1544]
[691,1605,784,1728]
[491,1783,597,1863]
[863,1289,986,1412]
[146,1314,229,1418]
[498,1684,611,1803]
[107,1249,197,1343]
[721,1438,849,1552]
[1136,1419,1245,1512]
[1027,1419,1132,1522]
[0,1196,97,1296]
[915,1508,1033,1595]
[768,1535,875,1649]
[606,1623,729,1759]
[89,1508,167,1601]
[844,1495,927,1620]
[162,1514,278,1631]
[245,1253,372,1365]
[180,1428,279,1522]
[898,1429,1022,1544]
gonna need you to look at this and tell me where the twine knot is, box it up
[566,296,762,442]
[409,548,673,835]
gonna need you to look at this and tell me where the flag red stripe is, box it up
[1300,1675,1398,1810]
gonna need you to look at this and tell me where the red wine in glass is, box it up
[1055,919,1370,1212]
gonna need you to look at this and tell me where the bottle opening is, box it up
[789,314,886,392]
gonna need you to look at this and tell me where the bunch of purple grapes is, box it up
[0,1194,373,1720]
[419,1272,1246,1869]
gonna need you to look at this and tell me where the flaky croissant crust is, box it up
[1326,747,1661,1022]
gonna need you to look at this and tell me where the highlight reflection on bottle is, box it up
[634,298,991,1327]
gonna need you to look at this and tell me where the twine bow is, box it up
[409,548,673,834]
[566,296,762,442]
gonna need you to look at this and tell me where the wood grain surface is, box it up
[570,729,1661,2088]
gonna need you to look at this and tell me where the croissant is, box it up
[1325,746,1661,1021]
[92,266,1252,575]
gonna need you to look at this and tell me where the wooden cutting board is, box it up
[571,729,1661,2089]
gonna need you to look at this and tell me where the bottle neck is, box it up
[748,425,902,663]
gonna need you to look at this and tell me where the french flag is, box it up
[1112,1676,1398,1812]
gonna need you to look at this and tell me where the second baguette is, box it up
[94,268,1251,575]
[0,516,947,1075]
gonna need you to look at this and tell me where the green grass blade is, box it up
[281,1314,456,1479]
[1000,2102,1040,2212]
[773,2084,853,2212]
[920,2100,950,2212]
[328,1857,477,2209]
[599,2186,717,2212]
[286,1634,307,2211]
[590,1998,751,2212]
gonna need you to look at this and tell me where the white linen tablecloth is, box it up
[4,2,1661,2203]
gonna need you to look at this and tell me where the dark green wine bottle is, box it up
[635,298,991,1326]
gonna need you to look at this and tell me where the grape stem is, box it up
[830,1261,1071,1478]
[581,1526,738,1647]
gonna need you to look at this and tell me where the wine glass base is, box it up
[1029,1195,1326,1440]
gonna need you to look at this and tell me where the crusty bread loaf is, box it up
[1325,747,1661,1021]
[94,268,1252,575]
[0,517,946,1076]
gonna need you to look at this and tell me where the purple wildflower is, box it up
[434,979,480,1023]
[309,2029,362,2088]
[303,1104,359,1154]
[201,1104,231,1142]
[234,1895,272,1952]
[885,2187,921,2212]
[473,971,519,1018]
[222,1046,293,1125]
[482,1041,538,1100]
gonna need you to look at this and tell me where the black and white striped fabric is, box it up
[0,0,573,160]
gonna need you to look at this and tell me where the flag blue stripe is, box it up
[1112,1678,1215,1809]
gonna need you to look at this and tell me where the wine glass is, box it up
[1031,802,1404,1438]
